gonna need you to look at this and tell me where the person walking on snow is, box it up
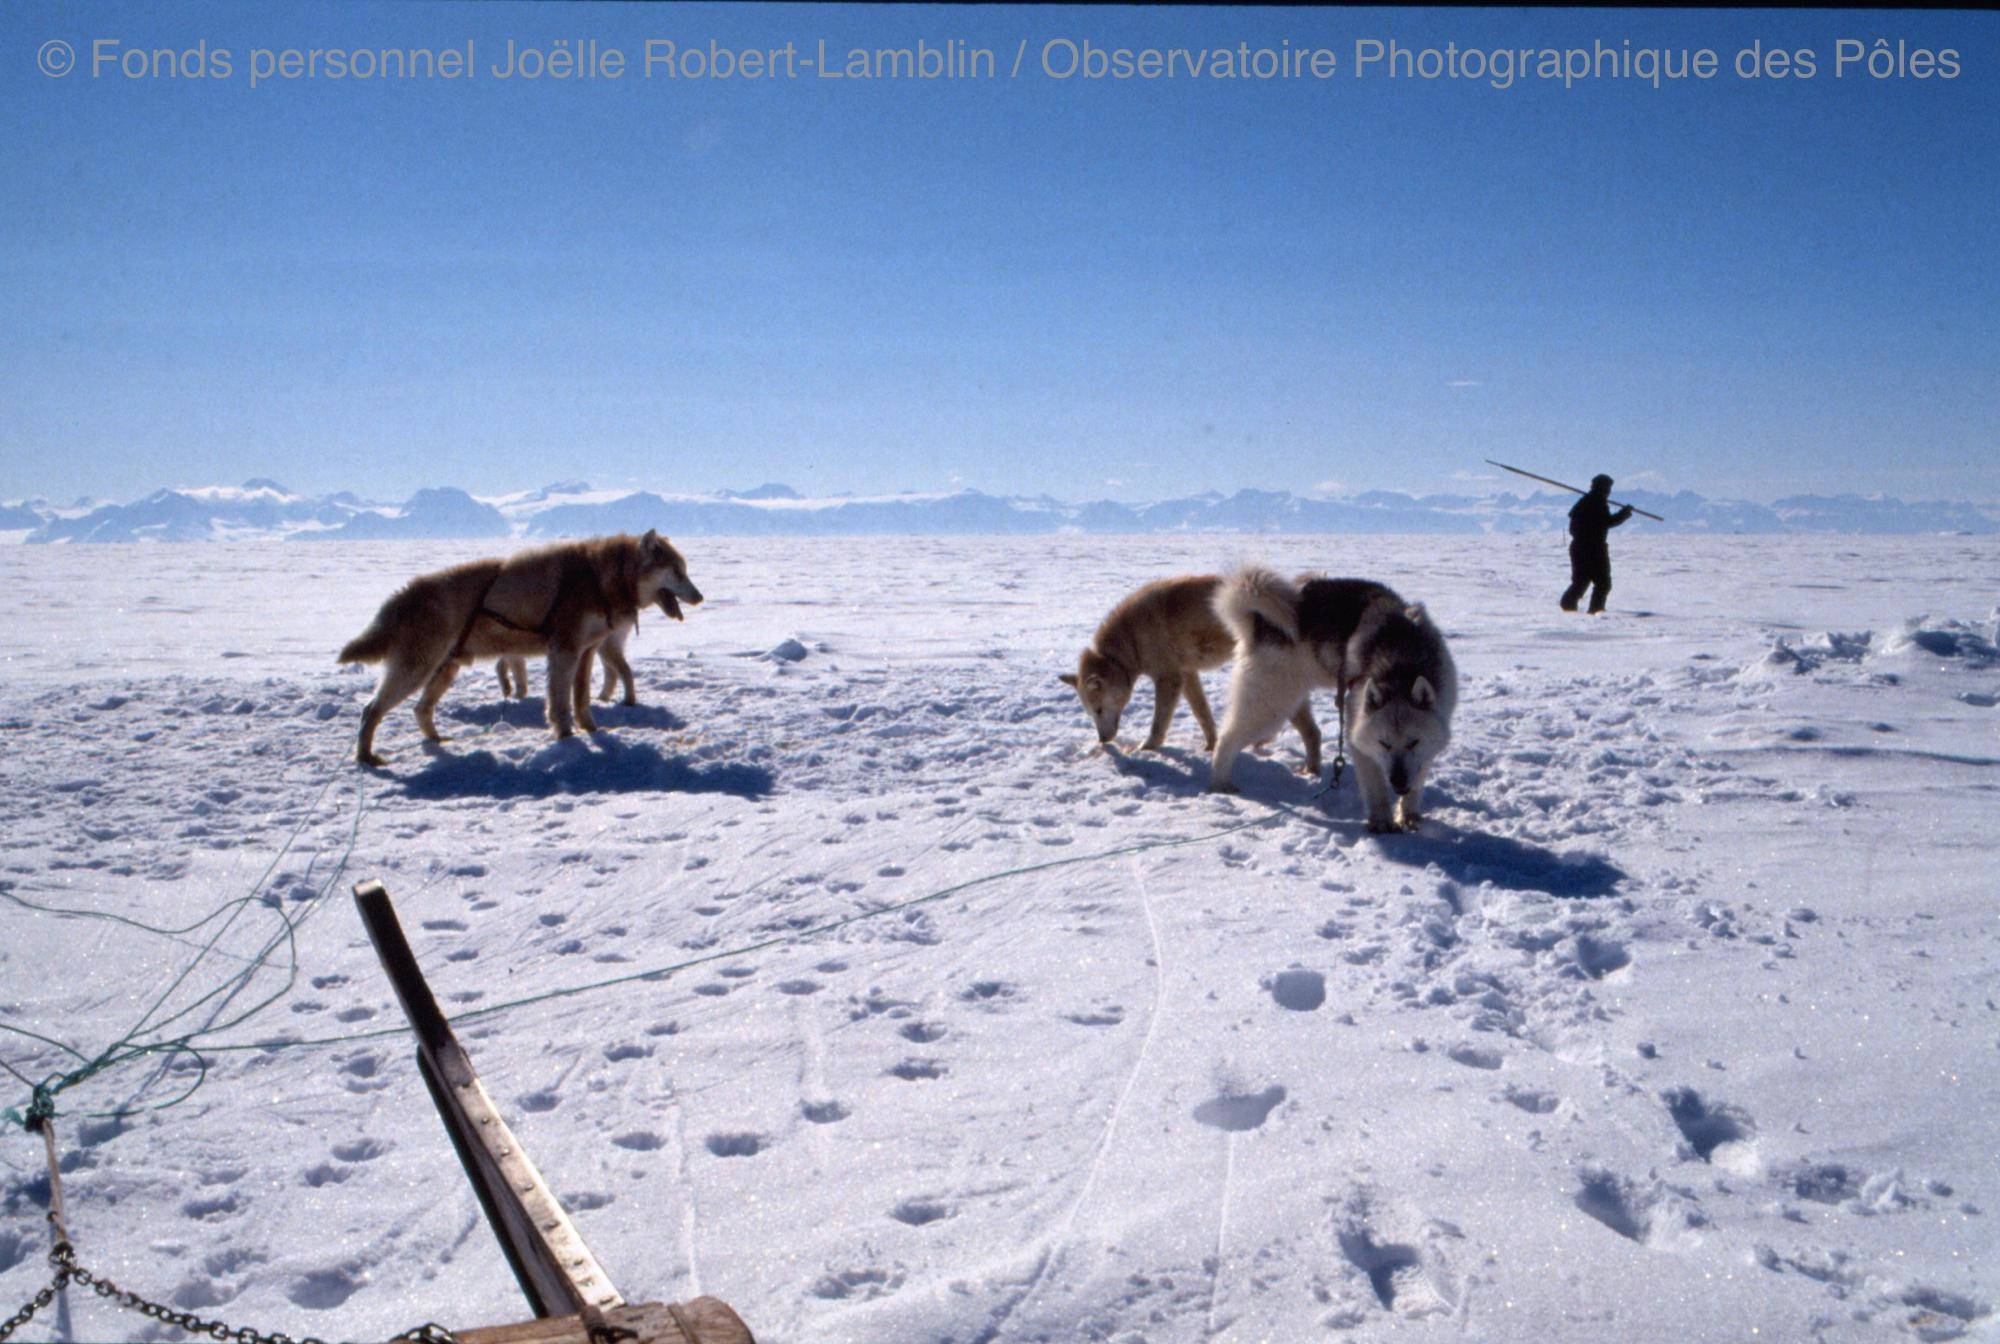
[1559,474,1633,614]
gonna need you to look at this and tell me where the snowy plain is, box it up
[0,531,1996,1344]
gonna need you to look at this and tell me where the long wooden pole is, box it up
[1484,458,1665,522]
[353,880,624,1320]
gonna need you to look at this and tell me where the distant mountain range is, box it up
[6,480,1997,544]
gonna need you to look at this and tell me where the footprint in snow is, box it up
[809,1266,900,1301]
[1498,1086,1560,1114]
[286,1265,364,1310]
[1571,933,1632,980]
[1574,1171,1651,1243]
[889,1198,951,1226]
[181,1193,244,1221]
[1063,1006,1125,1027]
[960,980,1016,1004]
[172,1274,239,1310]
[1267,969,1326,1012]
[1446,1044,1504,1071]
[331,1138,387,1164]
[1777,1160,1862,1204]
[1572,1168,1704,1248]
[1193,1085,1287,1132]
[1662,1087,1756,1162]
[1331,1192,1461,1319]
[801,1100,850,1124]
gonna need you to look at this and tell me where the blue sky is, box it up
[3,4,1996,505]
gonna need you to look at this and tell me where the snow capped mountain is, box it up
[303,488,511,542]
[7,480,1997,542]
[21,482,355,543]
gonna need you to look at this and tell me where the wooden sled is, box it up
[355,880,754,1344]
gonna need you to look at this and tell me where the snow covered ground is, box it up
[1,532,1996,1344]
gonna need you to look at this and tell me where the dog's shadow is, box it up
[580,702,687,731]
[1106,744,1334,807]
[1105,744,1211,794]
[443,699,552,731]
[398,733,772,801]
[1177,763,1628,900]
[444,701,688,733]
[1370,818,1626,899]
[1278,786,1626,899]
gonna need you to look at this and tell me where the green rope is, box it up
[204,780,1334,1051]
[5,768,1332,1129]
[0,774,369,1132]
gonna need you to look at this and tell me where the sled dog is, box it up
[496,619,637,705]
[1208,567,1456,831]
[338,530,701,766]
[1062,574,1321,766]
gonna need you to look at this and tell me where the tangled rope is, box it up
[5,770,1333,1127]
[1,771,367,1132]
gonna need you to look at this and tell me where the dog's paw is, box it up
[1138,737,1166,752]
[358,752,388,769]
[1207,780,1241,796]
[1366,816,1402,834]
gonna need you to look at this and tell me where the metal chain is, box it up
[1,1212,455,1344]
[0,1280,57,1342]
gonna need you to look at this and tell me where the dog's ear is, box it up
[1364,679,1386,709]
[1411,676,1435,709]
[1058,673,1079,688]
[1405,603,1428,624]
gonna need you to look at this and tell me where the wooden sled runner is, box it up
[355,880,754,1344]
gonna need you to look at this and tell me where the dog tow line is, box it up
[0,1107,454,1344]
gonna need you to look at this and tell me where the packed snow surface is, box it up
[1,533,1996,1343]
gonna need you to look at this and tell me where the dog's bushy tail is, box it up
[1216,565,1301,645]
[337,618,394,666]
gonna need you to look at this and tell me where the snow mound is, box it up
[762,638,811,663]
[1877,617,2000,665]
[1742,630,1872,678]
